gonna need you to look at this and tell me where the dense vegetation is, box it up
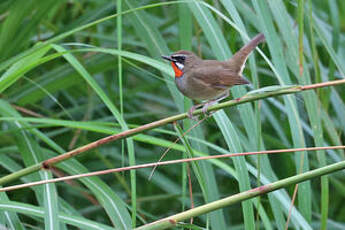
[0,0,344,229]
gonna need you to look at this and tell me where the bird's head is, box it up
[162,50,199,78]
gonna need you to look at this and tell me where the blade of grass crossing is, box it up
[174,124,207,203]
[6,112,314,229]
[298,0,304,76]
[219,1,285,228]
[179,4,192,51]
[0,101,60,228]
[116,0,131,225]
[0,115,238,193]
[214,111,255,230]
[306,0,323,104]
[0,1,187,73]
[327,0,340,82]
[189,1,260,228]
[0,107,41,197]
[245,164,311,230]
[0,0,33,58]
[116,0,123,117]
[188,2,229,58]
[0,0,58,60]
[124,0,185,112]
[0,45,51,93]
[0,201,116,230]
[0,153,69,229]
[179,4,193,213]
[221,2,268,228]
[51,45,132,229]
[116,0,123,116]
[0,191,25,230]
[218,0,258,148]
[123,1,226,228]
[321,110,344,158]
[189,1,256,228]
[267,1,328,228]
[42,170,60,230]
[312,15,345,76]
[252,0,312,227]
[310,8,345,137]
[330,90,345,136]
[178,6,226,227]
[36,135,132,230]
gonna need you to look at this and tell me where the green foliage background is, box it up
[0,0,344,229]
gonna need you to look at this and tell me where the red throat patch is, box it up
[171,62,183,78]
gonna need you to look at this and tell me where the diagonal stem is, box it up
[0,79,344,186]
[0,145,344,192]
[135,160,345,230]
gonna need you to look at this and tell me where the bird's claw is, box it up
[201,101,216,117]
[201,104,209,114]
[187,102,215,120]
[187,107,199,120]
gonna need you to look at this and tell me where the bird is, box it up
[162,33,265,119]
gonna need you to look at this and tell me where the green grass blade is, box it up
[0,100,60,228]
[42,170,60,230]
[124,0,185,112]
[0,45,51,93]
[178,4,194,214]
[252,0,312,226]
[0,191,25,230]
[51,45,133,229]
[0,200,116,230]
[267,1,329,228]
[117,0,123,116]
[28,130,132,230]
[214,111,255,229]
[219,1,285,228]
[0,0,58,60]
[312,14,345,76]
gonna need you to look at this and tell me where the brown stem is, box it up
[301,79,345,90]
[12,104,44,118]
[42,79,345,169]
[1,79,344,186]
[1,145,344,192]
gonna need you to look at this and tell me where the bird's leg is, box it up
[187,102,205,120]
[201,91,230,115]
[201,100,217,114]
[215,90,230,102]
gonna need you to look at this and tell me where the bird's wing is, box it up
[190,64,249,89]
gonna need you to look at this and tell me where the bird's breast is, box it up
[175,75,189,97]
[175,74,225,101]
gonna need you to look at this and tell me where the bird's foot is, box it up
[187,99,222,120]
[187,106,200,120]
[201,100,217,117]
[200,91,230,117]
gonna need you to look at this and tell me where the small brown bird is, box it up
[162,33,265,118]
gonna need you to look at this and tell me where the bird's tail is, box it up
[241,33,265,54]
[228,33,265,75]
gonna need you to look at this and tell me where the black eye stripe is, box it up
[171,55,186,61]
[171,54,186,60]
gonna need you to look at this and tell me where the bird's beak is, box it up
[161,55,174,62]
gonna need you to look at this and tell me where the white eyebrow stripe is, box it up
[171,54,186,58]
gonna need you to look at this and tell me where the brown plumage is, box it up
[162,33,265,118]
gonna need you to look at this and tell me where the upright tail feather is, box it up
[228,33,265,75]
